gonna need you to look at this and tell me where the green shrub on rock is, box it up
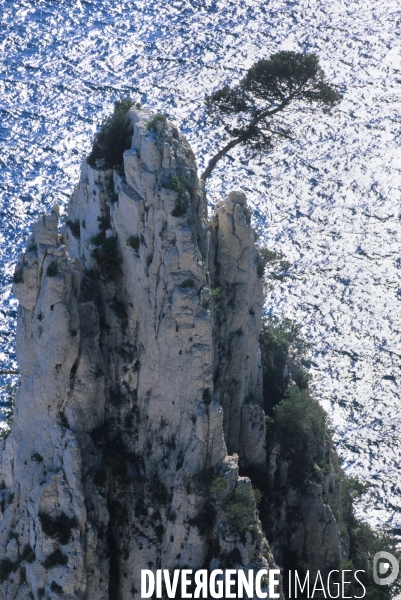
[46,261,59,278]
[91,236,122,282]
[146,113,167,131]
[262,315,308,358]
[87,98,136,169]
[39,511,78,545]
[272,384,327,453]
[66,219,80,239]
[170,174,189,217]
[43,549,68,569]
[226,485,260,535]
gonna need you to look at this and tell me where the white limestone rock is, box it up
[209,190,265,465]
[1,109,284,599]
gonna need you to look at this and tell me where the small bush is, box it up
[20,545,36,564]
[66,219,80,239]
[171,174,186,193]
[95,215,111,237]
[0,558,16,583]
[50,581,63,594]
[59,411,69,428]
[181,278,194,288]
[225,485,259,535]
[91,236,122,282]
[127,235,140,251]
[91,231,106,246]
[87,98,135,169]
[259,248,283,263]
[46,261,59,278]
[90,423,109,446]
[272,384,327,454]
[13,266,24,284]
[338,474,401,600]
[31,453,43,463]
[226,501,255,534]
[202,388,212,405]
[39,511,78,545]
[256,247,292,280]
[170,174,189,217]
[255,248,283,278]
[210,476,227,502]
[211,287,222,311]
[0,384,15,442]
[262,315,308,358]
[189,501,216,535]
[43,549,68,569]
[146,113,167,131]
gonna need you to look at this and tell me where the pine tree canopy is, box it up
[202,51,341,180]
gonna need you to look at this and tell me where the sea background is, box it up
[1,0,401,532]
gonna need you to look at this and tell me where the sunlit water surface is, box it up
[1,0,401,531]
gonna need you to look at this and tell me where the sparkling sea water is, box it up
[1,0,401,530]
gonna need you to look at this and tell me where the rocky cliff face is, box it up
[0,109,345,599]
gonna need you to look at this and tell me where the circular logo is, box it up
[373,552,399,586]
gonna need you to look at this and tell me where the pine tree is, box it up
[202,51,341,180]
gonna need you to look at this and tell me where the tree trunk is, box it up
[201,136,243,180]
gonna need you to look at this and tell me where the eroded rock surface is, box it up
[0,110,279,599]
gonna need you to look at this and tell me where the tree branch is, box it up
[201,98,293,180]
[201,136,244,180]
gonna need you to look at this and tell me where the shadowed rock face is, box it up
[0,109,278,599]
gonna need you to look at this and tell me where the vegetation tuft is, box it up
[91,236,122,281]
[0,383,16,441]
[66,219,80,239]
[146,113,167,131]
[39,511,78,545]
[46,261,59,278]
[50,581,63,594]
[127,235,140,252]
[43,549,68,569]
[210,287,222,311]
[272,385,326,452]
[255,247,291,279]
[262,315,308,360]
[87,98,138,169]
[225,484,260,535]
[181,278,194,289]
[338,475,401,599]
[256,315,401,600]
[0,558,16,583]
[91,231,106,246]
[170,174,189,217]
[13,266,24,284]
[31,452,43,463]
